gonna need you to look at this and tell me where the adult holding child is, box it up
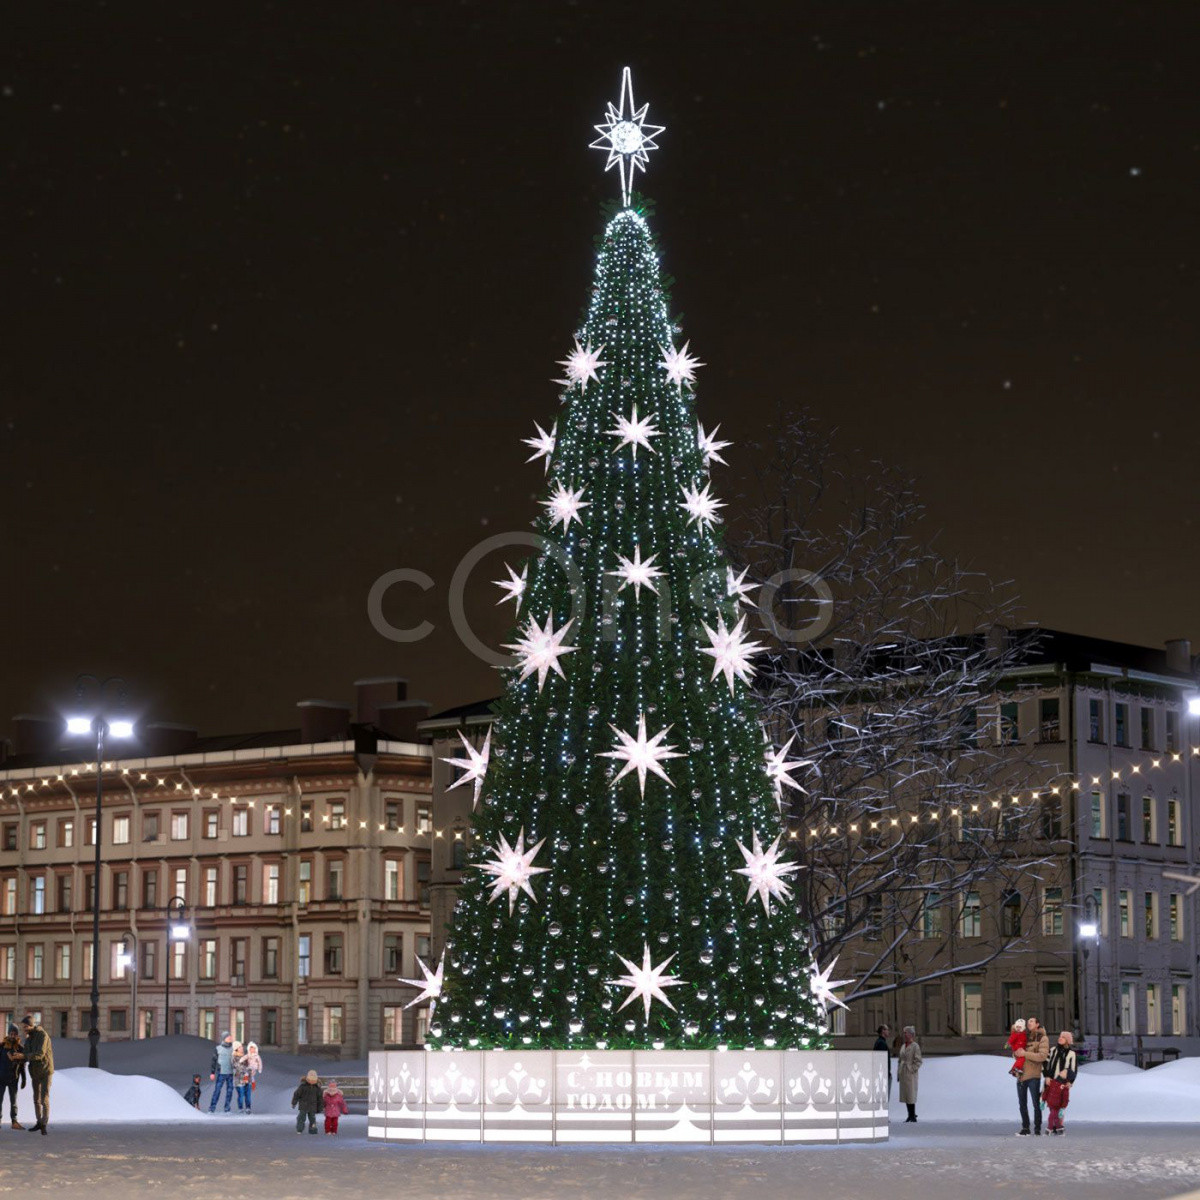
[1015,1015,1050,1136]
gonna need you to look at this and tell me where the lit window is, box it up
[112,815,130,845]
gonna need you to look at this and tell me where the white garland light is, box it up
[553,338,606,392]
[599,713,685,797]
[522,421,557,472]
[660,341,704,392]
[541,482,590,530]
[607,404,661,458]
[607,546,664,600]
[481,828,550,915]
[398,950,446,1011]
[700,614,763,692]
[589,67,666,207]
[607,941,685,1020]
[440,728,491,810]
[503,614,577,692]
[734,831,801,914]
[680,481,725,529]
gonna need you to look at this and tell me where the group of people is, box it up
[874,1015,1080,1135]
[0,1015,54,1135]
[291,1069,348,1135]
[201,1032,263,1114]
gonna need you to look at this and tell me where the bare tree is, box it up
[732,411,1064,1004]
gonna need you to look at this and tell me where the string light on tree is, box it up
[589,66,666,207]
[481,829,550,914]
[607,942,685,1019]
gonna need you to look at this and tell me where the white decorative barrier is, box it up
[367,1048,888,1144]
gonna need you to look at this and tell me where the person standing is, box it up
[321,1079,348,1135]
[242,1041,263,1112]
[897,1025,922,1123]
[208,1032,236,1114]
[1015,1015,1050,1136]
[0,1025,27,1129]
[873,1024,892,1099]
[21,1015,52,1135]
[1044,1031,1078,1136]
[291,1069,323,1135]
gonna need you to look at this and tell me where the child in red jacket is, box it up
[1006,1019,1027,1078]
[322,1079,349,1135]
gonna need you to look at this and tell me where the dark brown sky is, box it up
[3,2,1198,737]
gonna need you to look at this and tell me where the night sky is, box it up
[4,2,1198,737]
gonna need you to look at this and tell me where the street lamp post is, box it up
[116,932,138,1038]
[66,674,134,1069]
[165,896,190,1036]
[1079,895,1103,1062]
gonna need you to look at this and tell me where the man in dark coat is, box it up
[21,1015,52,1135]
[0,1024,27,1128]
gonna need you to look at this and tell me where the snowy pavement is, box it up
[2,1118,1199,1200]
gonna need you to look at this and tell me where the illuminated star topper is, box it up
[590,67,666,206]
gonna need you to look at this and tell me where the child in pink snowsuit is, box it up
[1006,1018,1027,1078]
[322,1079,349,1135]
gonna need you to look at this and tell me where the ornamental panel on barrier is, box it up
[366,1049,888,1145]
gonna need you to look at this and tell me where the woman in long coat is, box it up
[897,1025,922,1123]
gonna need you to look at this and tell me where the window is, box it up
[1,824,16,851]
[1167,799,1182,847]
[1140,707,1155,750]
[1093,886,1108,936]
[262,937,279,979]
[112,870,128,911]
[298,860,312,906]
[141,939,156,981]
[232,808,249,837]
[452,839,467,870]
[1088,698,1105,743]
[265,807,281,836]
[143,811,160,841]
[204,866,219,907]
[1042,887,1063,937]
[1142,797,1157,844]
[300,802,313,833]
[324,933,343,975]
[1038,697,1060,742]
[30,821,47,851]
[1040,794,1062,840]
[1171,985,1187,1037]
[1145,891,1158,940]
[416,933,432,963]
[110,1008,128,1033]
[1042,980,1066,1032]
[31,876,46,915]
[328,801,346,831]
[1,878,14,916]
[999,701,1020,745]
[57,819,74,848]
[28,944,44,981]
[232,1007,246,1044]
[384,933,400,974]
[230,939,247,987]
[385,802,401,832]
[327,860,343,901]
[0,946,13,982]
[263,1008,279,1046]
[141,868,158,910]
[200,1008,215,1042]
[961,983,983,1036]
[960,892,981,938]
[298,934,311,979]
[383,1005,401,1044]
[1114,703,1129,747]
[417,857,431,907]
[1169,894,1183,942]
[263,863,279,905]
[957,706,978,747]
[55,943,71,982]
[416,804,433,835]
[204,809,219,839]
[326,1004,344,1044]
[1119,890,1131,937]
[1090,791,1106,839]
[112,815,130,845]
[233,864,248,905]
[1002,982,1024,1029]
[1166,711,1180,753]
[922,983,946,1035]
[1001,891,1022,938]
[173,866,188,904]
[1116,794,1131,841]
[111,941,131,980]
[170,941,185,981]
[86,817,97,846]
[84,872,95,913]
[921,892,944,939]
[297,1006,309,1045]
[200,939,217,980]
[385,860,400,901]
[83,942,94,982]
[1146,983,1160,1035]
[171,811,189,840]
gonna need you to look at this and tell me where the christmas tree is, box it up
[428,70,828,1052]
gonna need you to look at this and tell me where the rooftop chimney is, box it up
[12,714,62,758]
[297,700,352,743]
[1165,638,1192,675]
[375,700,433,744]
[354,677,408,727]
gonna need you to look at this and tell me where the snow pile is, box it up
[892,1054,1200,1124]
[28,1068,207,1125]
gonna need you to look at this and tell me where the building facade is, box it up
[0,677,437,1058]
